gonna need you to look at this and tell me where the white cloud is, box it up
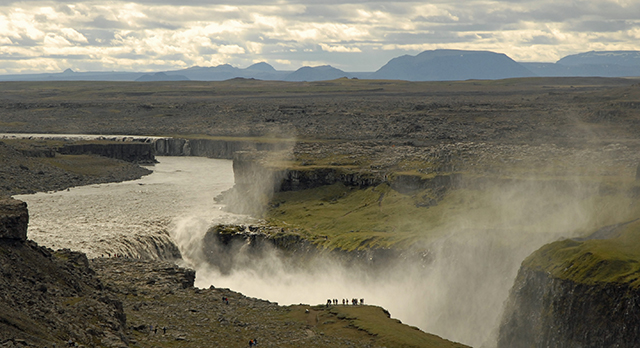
[0,0,640,73]
[218,44,245,54]
[319,43,361,53]
[61,28,88,43]
[43,33,72,47]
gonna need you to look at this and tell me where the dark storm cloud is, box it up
[383,31,473,44]
[78,30,117,46]
[524,35,560,45]
[138,20,181,31]
[88,15,128,29]
[413,15,458,24]
[0,53,33,60]
[45,54,92,59]
[568,20,632,33]
[3,0,640,74]
[56,4,75,15]
[33,14,48,22]
[113,52,149,59]
[10,35,41,47]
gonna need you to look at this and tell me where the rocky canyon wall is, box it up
[497,241,640,348]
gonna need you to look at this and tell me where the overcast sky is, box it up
[2,0,640,74]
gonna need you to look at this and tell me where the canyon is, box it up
[2,78,640,347]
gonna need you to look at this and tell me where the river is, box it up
[14,156,252,259]
[15,155,601,348]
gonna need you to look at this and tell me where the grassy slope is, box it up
[524,214,640,288]
[266,177,639,252]
[94,258,468,348]
[288,305,470,348]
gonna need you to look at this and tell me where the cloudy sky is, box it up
[1,0,640,74]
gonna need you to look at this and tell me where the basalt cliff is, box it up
[497,220,640,348]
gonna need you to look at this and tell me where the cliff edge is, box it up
[498,219,640,348]
[0,198,128,347]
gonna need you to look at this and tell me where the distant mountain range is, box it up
[3,50,640,82]
[370,49,535,81]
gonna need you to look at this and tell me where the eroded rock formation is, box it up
[0,198,28,241]
[0,199,128,347]
[497,265,640,348]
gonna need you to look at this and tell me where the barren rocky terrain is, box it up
[3,77,640,347]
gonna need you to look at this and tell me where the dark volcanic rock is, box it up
[0,198,28,241]
[58,142,157,164]
[498,265,640,348]
[0,200,128,347]
[0,141,151,196]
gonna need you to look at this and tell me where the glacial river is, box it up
[15,156,253,259]
[15,155,594,348]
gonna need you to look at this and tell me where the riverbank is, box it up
[0,195,469,348]
[0,140,151,197]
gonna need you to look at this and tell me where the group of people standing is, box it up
[326,298,364,306]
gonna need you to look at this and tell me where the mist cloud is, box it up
[1,0,640,73]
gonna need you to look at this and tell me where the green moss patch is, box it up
[288,305,469,348]
[524,217,640,288]
[267,176,639,252]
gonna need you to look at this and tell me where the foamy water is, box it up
[14,155,605,347]
[15,156,253,258]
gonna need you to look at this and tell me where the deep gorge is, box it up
[7,134,640,348]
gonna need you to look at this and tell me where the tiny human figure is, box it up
[326,299,331,307]
[249,339,254,347]
[154,327,158,334]
[360,298,364,305]
[254,338,258,345]
[162,327,166,334]
[342,299,345,305]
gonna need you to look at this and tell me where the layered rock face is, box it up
[498,258,640,347]
[0,199,128,347]
[0,198,28,240]
[58,142,156,164]
[153,137,290,158]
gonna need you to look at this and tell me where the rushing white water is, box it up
[14,156,252,259]
[14,155,620,347]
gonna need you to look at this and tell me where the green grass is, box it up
[288,305,469,348]
[268,183,445,251]
[266,173,640,252]
[524,215,640,288]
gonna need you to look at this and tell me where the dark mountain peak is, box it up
[372,49,534,81]
[214,64,239,72]
[285,65,349,82]
[135,72,189,82]
[246,62,276,71]
[62,68,75,74]
[557,51,640,66]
